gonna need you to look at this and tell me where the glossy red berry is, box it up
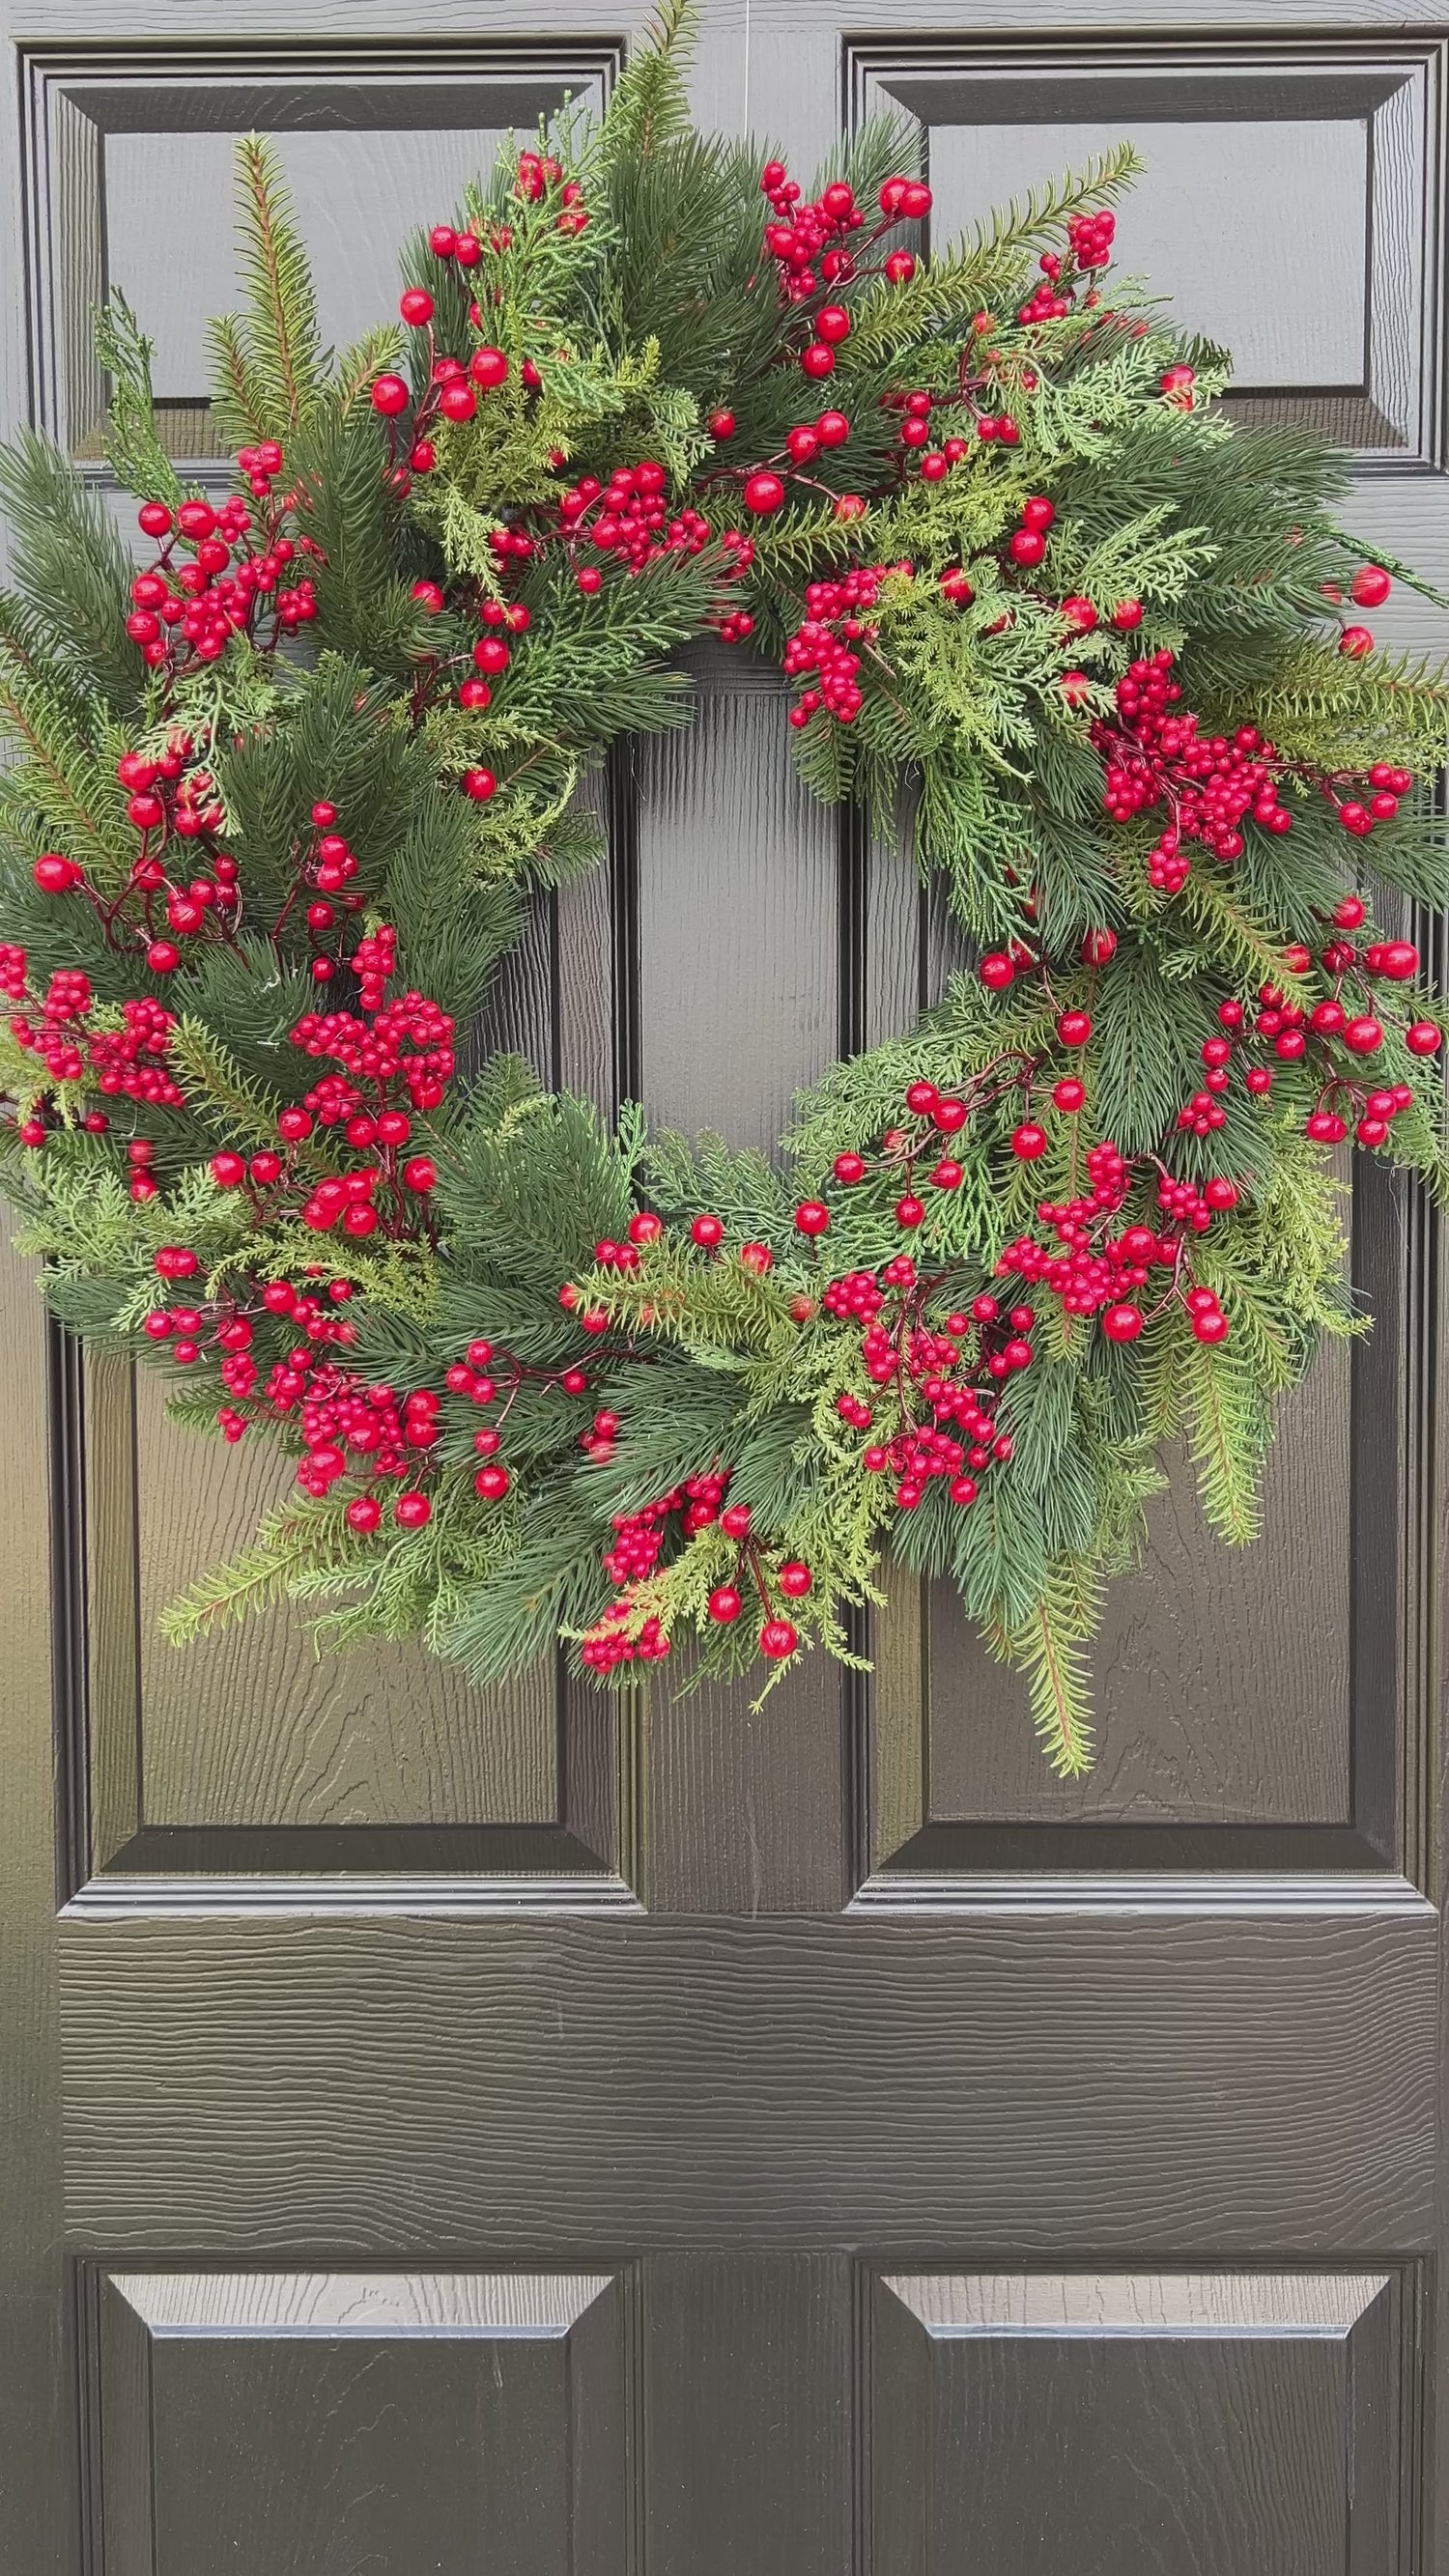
[1102,1303,1144,1343]
[1350,565,1391,608]
[833,1152,866,1184]
[394,1491,433,1528]
[1339,626,1374,658]
[371,374,410,415]
[794,1201,830,1235]
[463,768,497,801]
[347,1496,383,1533]
[1343,1016,1383,1054]
[692,1213,724,1247]
[1011,1123,1048,1159]
[469,347,509,387]
[778,1561,812,1598]
[33,854,77,892]
[400,289,434,326]
[801,344,835,379]
[721,1503,752,1539]
[759,1618,798,1660]
[895,1195,924,1228]
[708,410,736,439]
[1406,1021,1443,1054]
[474,1464,511,1499]
[210,1151,246,1187]
[1057,1009,1092,1045]
[816,306,851,344]
[708,1585,742,1623]
[743,472,785,515]
[403,1157,438,1192]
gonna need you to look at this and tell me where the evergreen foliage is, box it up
[1,0,1446,1773]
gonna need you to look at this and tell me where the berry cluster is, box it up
[558,462,710,581]
[783,566,883,725]
[1094,651,1293,892]
[999,1143,1233,1345]
[126,487,316,675]
[7,963,184,1128]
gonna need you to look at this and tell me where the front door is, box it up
[2,6,1446,2570]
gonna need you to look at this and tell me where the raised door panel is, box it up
[850,34,1447,1888]
[90,2268,627,2575]
[871,2270,1407,2575]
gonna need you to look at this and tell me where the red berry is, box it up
[758,1618,798,1660]
[474,1464,510,1500]
[815,410,850,448]
[33,854,77,892]
[469,346,509,387]
[1350,565,1391,608]
[1343,1016,1383,1054]
[794,1200,830,1235]
[1009,528,1045,567]
[438,382,477,422]
[721,1503,752,1539]
[403,1156,438,1192]
[708,1585,742,1623]
[394,1491,433,1528]
[1192,1309,1230,1345]
[1057,1009,1092,1045]
[778,1561,812,1597]
[1052,1077,1085,1113]
[895,1195,924,1228]
[400,288,434,326]
[1081,929,1118,966]
[347,1496,383,1533]
[210,1151,246,1187]
[833,1152,866,1184]
[371,374,410,415]
[980,953,1014,990]
[708,410,736,439]
[692,1213,724,1247]
[816,306,851,344]
[463,768,497,801]
[1339,626,1374,658]
[1102,1303,1144,1343]
[629,1211,663,1244]
[743,472,785,515]
[1110,600,1143,631]
[1011,1123,1047,1159]
[138,501,172,537]
[146,940,181,974]
[1406,1021,1442,1055]
[801,343,835,379]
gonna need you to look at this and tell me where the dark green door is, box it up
[1,8,1445,2570]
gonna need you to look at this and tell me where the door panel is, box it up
[1,8,1446,2574]
[90,2270,627,2576]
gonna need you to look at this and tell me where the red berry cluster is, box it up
[557,461,709,580]
[819,1251,1020,1510]
[1094,652,1294,892]
[999,1143,1233,1345]
[29,730,251,979]
[126,486,316,675]
[784,566,883,725]
[6,964,185,1125]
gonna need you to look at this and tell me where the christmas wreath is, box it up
[4,4,1448,1771]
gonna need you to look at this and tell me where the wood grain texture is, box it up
[643,1654,846,1913]
[0,1246,71,2575]
[644,2258,853,2576]
[116,1364,557,1831]
[59,1910,1435,2254]
[923,1378,1352,1826]
[96,2266,625,2576]
[872,2268,1401,2575]
[635,651,839,1155]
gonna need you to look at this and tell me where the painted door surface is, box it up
[1,5,1447,2571]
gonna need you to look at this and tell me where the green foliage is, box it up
[1,3,1447,1776]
